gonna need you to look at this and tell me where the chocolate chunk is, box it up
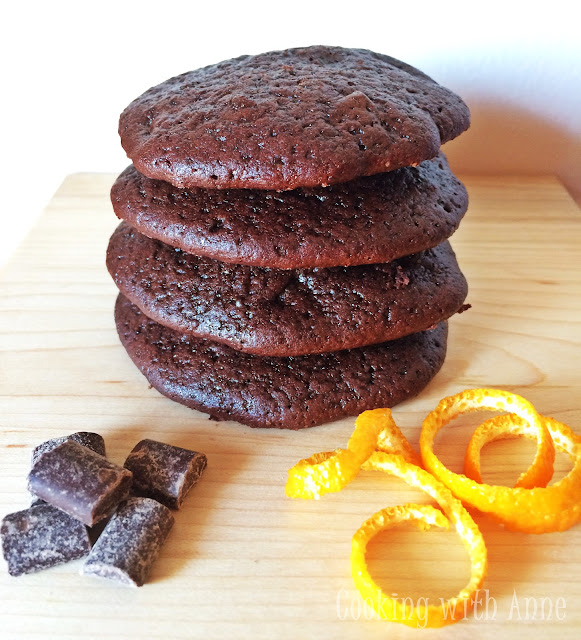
[28,440,133,527]
[1,503,91,576]
[81,497,174,587]
[124,440,207,509]
[31,432,106,466]
[29,433,107,504]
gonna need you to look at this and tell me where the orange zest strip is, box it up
[369,408,423,467]
[353,452,487,627]
[285,409,389,499]
[459,413,581,533]
[286,389,581,628]
[420,389,555,491]
[351,504,450,624]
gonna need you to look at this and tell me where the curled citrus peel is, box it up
[371,410,423,467]
[285,408,401,499]
[420,390,581,533]
[353,452,487,627]
[285,391,581,627]
[421,389,555,491]
[459,413,581,533]
[286,408,486,627]
[352,504,450,625]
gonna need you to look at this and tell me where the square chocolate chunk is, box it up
[124,439,207,509]
[82,497,174,587]
[1,503,91,576]
[28,440,132,526]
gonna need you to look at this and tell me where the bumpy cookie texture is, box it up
[31,431,106,467]
[115,295,448,430]
[28,441,133,527]
[124,439,207,509]
[111,154,468,269]
[82,497,174,587]
[119,46,469,190]
[1,503,91,576]
[107,223,467,356]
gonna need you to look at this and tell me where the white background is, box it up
[1,0,579,267]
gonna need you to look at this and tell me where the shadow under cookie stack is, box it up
[107,46,470,430]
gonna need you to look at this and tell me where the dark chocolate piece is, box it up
[124,440,207,509]
[1,503,91,576]
[28,441,133,527]
[81,497,174,587]
[31,432,106,466]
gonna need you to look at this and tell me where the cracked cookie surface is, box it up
[111,154,467,269]
[115,295,449,429]
[119,46,469,190]
[107,223,467,356]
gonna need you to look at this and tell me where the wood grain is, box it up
[0,174,580,639]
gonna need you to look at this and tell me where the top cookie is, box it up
[119,46,470,190]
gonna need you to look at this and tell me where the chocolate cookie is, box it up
[110,155,467,269]
[119,46,469,190]
[115,295,448,430]
[107,222,467,356]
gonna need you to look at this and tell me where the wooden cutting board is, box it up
[0,174,580,639]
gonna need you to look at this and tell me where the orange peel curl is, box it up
[420,389,555,491]
[285,390,581,628]
[285,408,401,499]
[460,413,581,532]
[420,389,581,533]
[352,452,487,627]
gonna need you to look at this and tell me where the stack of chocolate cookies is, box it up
[107,46,470,430]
